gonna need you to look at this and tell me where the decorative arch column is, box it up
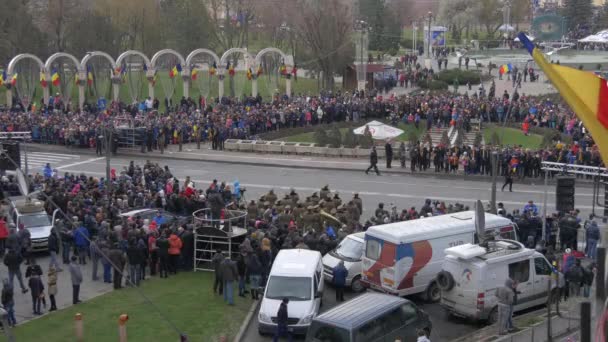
[186,49,221,101]
[150,49,186,102]
[44,52,83,109]
[81,51,116,108]
[115,50,152,102]
[7,54,46,108]
[220,48,254,99]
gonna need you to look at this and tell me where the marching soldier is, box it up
[289,189,299,207]
[320,185,330,200]
[265,189,277,205]
[247,200,259,219]
[292,202,305,228]
[333,193,342,208]
[310,192,320,206]
[352,193,363,214]
[302,206,316,231]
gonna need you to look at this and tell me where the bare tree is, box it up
[207,0,254,51]
[29,0,85,52]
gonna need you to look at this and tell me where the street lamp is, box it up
[426,11,433,59]
[355,20,370,91]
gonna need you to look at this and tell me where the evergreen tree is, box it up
[563,0,593,31]
[328,125,343,148]
[343,129,359,148]
[596,2,608,31]
[314,128,329,146]
[359,0,400,52]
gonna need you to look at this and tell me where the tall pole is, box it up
[490,151,498,214]
[427,12,432,58]
[542,169,548,241]
[105,127,112,195]
[23,142,28,177]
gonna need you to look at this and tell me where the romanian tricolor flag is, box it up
[51,69,60,86]
[191,68,198,81]
[74,73,79,85]
[246,68,252,80]
[256,65,263,76]
[114,66,122,76]
[169,65,178,78]
[10,73,17,86]
[279,63,287,75]
[518,32,608,163]
[209,62,217,76]
[0,71,5,86]
[227,62,235,77]
[40,72,47,88]
[87,67,94,86]
[152,71,158,86]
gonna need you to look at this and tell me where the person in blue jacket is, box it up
[73,223,90,265]
[43,163,53,179]
[332,261,348,302]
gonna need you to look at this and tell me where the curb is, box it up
[234,299,260,342]
[25,143,596,187]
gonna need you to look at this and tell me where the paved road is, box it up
[243,284,485,342]
[10,148,594,341]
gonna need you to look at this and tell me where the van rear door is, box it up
[532,256,553,304]
[361,236,397,292]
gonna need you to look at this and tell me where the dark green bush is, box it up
[417,80,449,90]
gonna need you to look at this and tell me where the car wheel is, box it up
[351,276,365,293]
[426,281,441,303]
[487,307,498,325]
[258,329,266,336]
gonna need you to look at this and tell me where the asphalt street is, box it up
[11,148,596,341]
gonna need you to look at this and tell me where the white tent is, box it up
[353,121,404,140]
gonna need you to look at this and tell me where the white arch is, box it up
[44,52,82,72]
[80,51,116,70]
[115,50,151,70]
[150,49,186,68]
[255,47,289,65]
[7,53,46,75]
[186,49,220,68]
[220,48,254,71]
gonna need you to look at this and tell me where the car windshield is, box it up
[265,276,311,301]
[334,237,363,260]
[20,214,51,228]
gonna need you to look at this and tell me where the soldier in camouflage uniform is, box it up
[320,185,330,200]
[265,189,277,205]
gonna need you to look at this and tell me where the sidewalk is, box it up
[25,142,593,187]
[451,295,594,342]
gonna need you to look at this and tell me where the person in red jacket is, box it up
[168,230,182,275]
[0,216,8,256]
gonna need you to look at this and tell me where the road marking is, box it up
[57,157,106,170]
[28,152,78,160]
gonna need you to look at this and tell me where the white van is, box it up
[322,232,366,292]
[258,249,324,335]
[361,211,517,302]
[439,240,556,323]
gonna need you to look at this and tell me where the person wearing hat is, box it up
[247,200,259,219]
[332,260,348,302]
[352,193,363,214]
[265,189,277,205]
[365,146,381,175]
[310,192,320,205]
[320,185,330,200]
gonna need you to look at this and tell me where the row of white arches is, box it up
[4,47,294,109]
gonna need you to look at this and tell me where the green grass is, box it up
[281,122,426,143]
[0,71,326,110]
[484,126,543,149]
[14,272,250,342]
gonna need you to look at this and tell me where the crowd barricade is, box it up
[223,139,379,158]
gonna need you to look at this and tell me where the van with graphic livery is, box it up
[361,211,517,302]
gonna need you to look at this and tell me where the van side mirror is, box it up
[314,291,322,299]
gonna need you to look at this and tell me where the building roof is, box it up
[365,211,513,244]
[314,292,407,329]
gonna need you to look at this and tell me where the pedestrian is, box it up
[495,278,515,335]
[247,252,262,300]
[60,223,73,264]
[90,237,101,281]
[565,258,583,298]
[18,224,32,265]
[148,231,159,277]
[47,227,63,272]
[212,249,225,295]
[1,279,16,327]
[585,221,600,260]
[69,255,83,304]
[157,231,170,279]
[365,146,381,175]
[237,252,247,297]
[501,170,513,192]
[399,142,406,168]
[273,298,293,342]
[417,329,431,342]
[385,141,393,168]
[0,216,8,257]
[220,257,238,305]
[332,260,348,302]
[126,238,143,287]
[48,266,58,311]
[168,230,182,274]
[74,223,90,265]
[108,243,126,289]
[28,271,44,315]
[583,262,595,298]
[3,248,28,293]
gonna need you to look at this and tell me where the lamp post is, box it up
[355,20,369,91]
[412,21,417,53]
[426,11,433,59]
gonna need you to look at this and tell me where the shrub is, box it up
[342,129,358,148]
[313,128,329,146]
[328,125,342,148]
[418,80,449,90]
[359,134,374,149]
[407,130,419,148]
[436,69,488,85]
